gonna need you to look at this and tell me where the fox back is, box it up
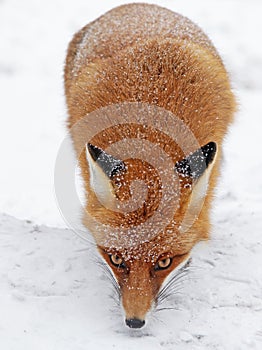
[64,3,236,328]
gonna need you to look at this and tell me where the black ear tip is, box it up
[86,142,125,178]
[202,141,217,166]
[87,142,94,151]
[87,142,92,150]
[86,143,103,161]
[175,141,217,179]
[207,141,217,152]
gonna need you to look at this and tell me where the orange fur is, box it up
[64,3,236,326]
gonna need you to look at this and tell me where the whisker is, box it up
[158,289,183,302]
[70,226,97,247]
[158,279,186,297]
[108,292,121,308]
[157,270,188,300]
[150,312,166,326]
[155,307,180,312]
[157,289,183,305]
[155,258,201,308]
[95,258,121,300]
[158,283,184,297]
[157,283,185,303]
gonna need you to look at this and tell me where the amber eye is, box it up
[155,257,172,271]
[110,254,126,268]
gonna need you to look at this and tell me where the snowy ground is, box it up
[1,0,262,349]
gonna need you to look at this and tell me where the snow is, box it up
[1,0,262,349]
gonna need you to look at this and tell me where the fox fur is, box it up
[64,3,236,326]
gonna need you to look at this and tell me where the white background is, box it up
[0,0,262,349]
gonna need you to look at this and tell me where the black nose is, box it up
[125,318,145,329]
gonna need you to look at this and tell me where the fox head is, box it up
[83,141,217,328]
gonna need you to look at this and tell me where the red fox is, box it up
[64,3,236,328]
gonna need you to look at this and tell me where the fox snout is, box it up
[121,269,154,328]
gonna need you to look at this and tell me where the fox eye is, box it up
[155,257,172,271]
[110,254,126,268]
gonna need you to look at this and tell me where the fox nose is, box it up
[125,318,145,329]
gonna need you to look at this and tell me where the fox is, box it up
[64,3,236,329]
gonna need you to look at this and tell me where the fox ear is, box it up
[87,143,125,178]
[175,142,217,180]
[175,142,217,233]
[85,143,125,206]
